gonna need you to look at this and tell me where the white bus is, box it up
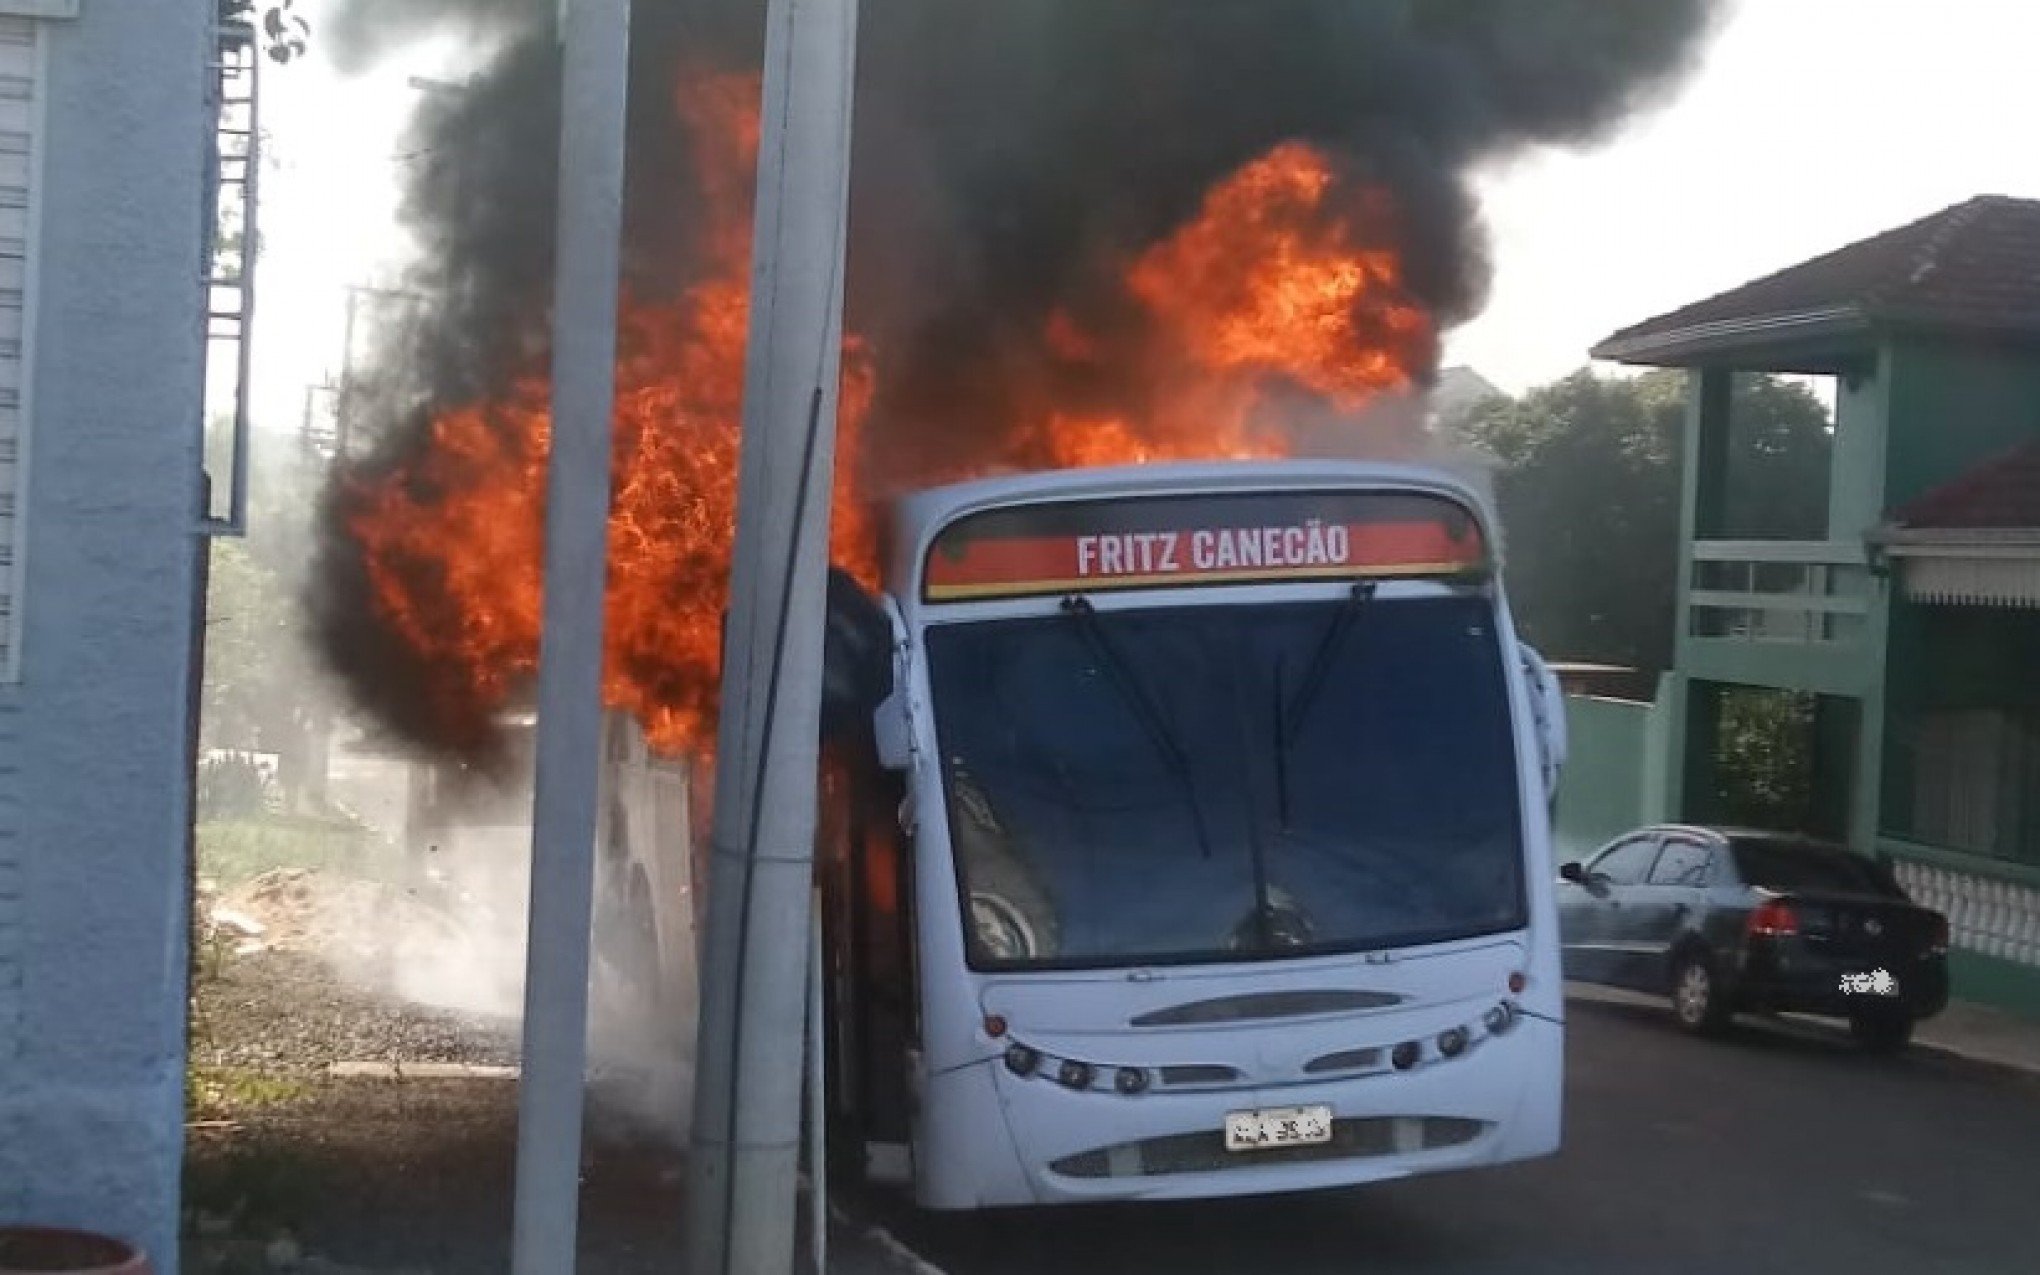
[815,459,1570,1208]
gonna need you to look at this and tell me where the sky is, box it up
[1447,0,2040,392]
[250,0,2040,437]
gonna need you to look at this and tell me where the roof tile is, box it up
[1889,440,2040,531]
[1595,195,2040,360]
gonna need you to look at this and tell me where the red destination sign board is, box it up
[923,489,1488,602]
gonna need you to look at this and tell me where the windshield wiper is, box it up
[1283,581,1374,747]
[1275,582,1374,829]
[1059,595,1214,859]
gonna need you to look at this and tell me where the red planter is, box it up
[0,1228,150,1275]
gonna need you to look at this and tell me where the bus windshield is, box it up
[924,593,1526,970]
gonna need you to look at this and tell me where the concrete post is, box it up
[689,1,860,1272]
[509,2,631,1272]
[1667,370,1734,825]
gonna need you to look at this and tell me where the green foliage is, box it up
[1453,368,1832,672]
[1454,369,1684,670]
[1718,375,1837,540]
[198,752,278,820]
[1713,688,1817,832]
[187,1066,311,1122]
[196,815,386,888]
[202,441,330,803]
[202,541,300,754]
[219,1,312,65]
[191,919,235,995]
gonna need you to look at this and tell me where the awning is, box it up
[1882,534,2040,608]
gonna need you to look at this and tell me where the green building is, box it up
[1584,195,2040,1015]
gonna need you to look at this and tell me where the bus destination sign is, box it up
[923,488,1489,602]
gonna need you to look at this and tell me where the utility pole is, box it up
[509,1,631,1273]
[689,0,861,1272]
[336,287,359,458]
[334,284,431,460]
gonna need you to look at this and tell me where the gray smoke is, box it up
[320,0,547,75]
[313,0,1724,757]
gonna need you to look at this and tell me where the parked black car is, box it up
[1557,825,1949,1051]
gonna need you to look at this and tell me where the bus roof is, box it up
[885,458,1499,594]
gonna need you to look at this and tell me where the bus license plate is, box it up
[1225,1105,1333,1152]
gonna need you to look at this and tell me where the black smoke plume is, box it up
[312,0,1723,758]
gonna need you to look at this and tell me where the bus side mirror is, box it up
[822,568,893,744]
[1518,642,1566,801]
[874,687,912,771]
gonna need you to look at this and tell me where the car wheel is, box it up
[1671,953,1731,1036]
[1850,1007,1914,1055]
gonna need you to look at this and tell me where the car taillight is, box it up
[1747,899,1800,938]
[1927,913,1949,955]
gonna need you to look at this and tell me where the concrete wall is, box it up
[1827,355,1889,540]
[0,3,209,1269]
[1883,335,2040,506]
[1553,692,1669,864]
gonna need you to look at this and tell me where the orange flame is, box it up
[1130,141,1432,408]
[341,76,1431,756]
[1018,140,1434,471]
[346,70,874,755]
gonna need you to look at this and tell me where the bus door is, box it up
[819,568,918,1183]
[820,743,916,1182]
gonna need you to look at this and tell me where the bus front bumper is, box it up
[915,1012,1561,1208]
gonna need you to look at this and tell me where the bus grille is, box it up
[1157,1064,1242,1087]
[1048,1116,1488,1180]
[1302,1047,1382,1075]
[1130,989,1403,1026]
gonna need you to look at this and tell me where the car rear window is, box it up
[1728,839,1902,896]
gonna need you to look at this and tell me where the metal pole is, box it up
[226,36,257,533]
[689,0,860,1272]
[509,2,631,1273]
[337,287,358,458]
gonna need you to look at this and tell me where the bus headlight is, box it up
[1114,1066,1150,1095]
[1437,1027,1468,1058]
[1391,1041,1421,1071]
[1004,1043,1040,1076]
[1057,1060,1094,1090]
[1484,1001,1518,1035]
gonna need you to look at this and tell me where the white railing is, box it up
[1688,541,1872,645]
[1889,857,2040,969]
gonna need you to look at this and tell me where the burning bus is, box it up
[770,457,1567,1207]
[383,451,1565,1207]
[305,0,1735,1207]
[396,708,705,1059]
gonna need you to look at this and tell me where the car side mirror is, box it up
[1559,861,1586,884]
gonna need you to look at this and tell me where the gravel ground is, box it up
[184,933,527,1273]
[182,886,919,1274]
[190,948,520,1075]
[184,1056,905,1275]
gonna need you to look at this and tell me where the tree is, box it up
[219,1,311,65]
[1712,687,1817,831]
[1453,368,1832,673]
[200,438,328,808]
[202,538,295,753]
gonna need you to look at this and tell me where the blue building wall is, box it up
[0,3,209,1268]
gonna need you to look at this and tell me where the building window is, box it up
[1894,708,2040,866]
